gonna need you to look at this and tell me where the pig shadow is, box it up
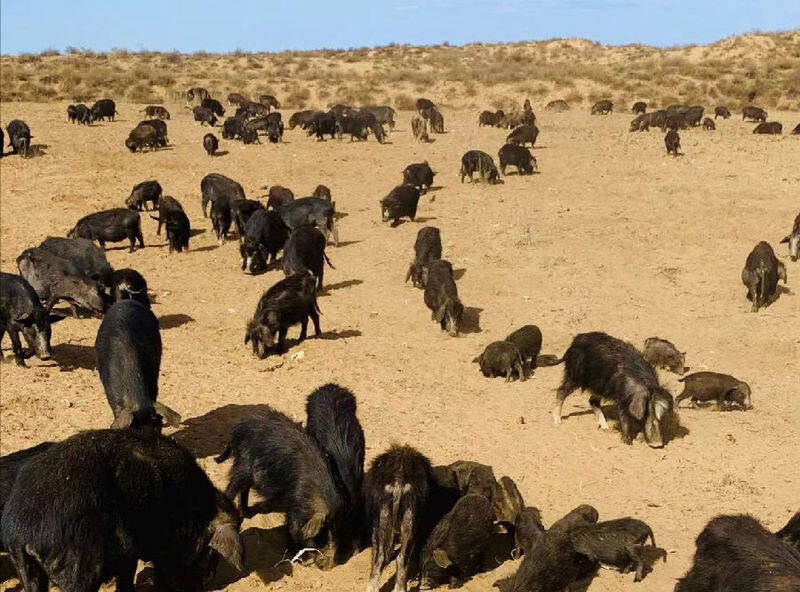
[210,526,294,587]
[413,216,437,224]
[191,245,221,253]
[51,343,96,371]
[189,228,207,237]
[319,279,364,296]
[316,329,362,341]
[460,306,483,334]
[211,150,230,157]
[452,268,467,280]
[171,403,273,458]
[27,144,49,158]
[332,240,361,248]
[158,313,194,329]
[427,185,445,191]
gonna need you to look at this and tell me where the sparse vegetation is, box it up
[1,30,798,110]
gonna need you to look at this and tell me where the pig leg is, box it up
[552,377,578,425]
[367,503,392,592]
[674,388,690,408]
[225,473,253,517]
[628,544,646,582]
[8,329,27,366]
[393,507,414,592]
[276,328,288,353]
[310,308,322,336]
[589,396,609,430]
[7,545,48,592]
[0,326,5,359]
[299,318,309,341]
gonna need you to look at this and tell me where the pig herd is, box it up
[1,91,799,592]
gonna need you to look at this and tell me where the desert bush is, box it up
[393,93,415,110]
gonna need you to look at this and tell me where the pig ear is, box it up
[210,523,244,572]
[628,380,649,421]
[432,549,452,569]
[300,512,326,540]
[780,235,790,243]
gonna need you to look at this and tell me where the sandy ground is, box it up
[1,103,799,592]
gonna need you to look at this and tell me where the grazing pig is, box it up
[6,119,31,157]
[780,212,800,261]
[742,241,787,311]
[200,173,245,217]
[514,507,546,556]
[675,372,751,410]
[402,161,436,194]
[203,132,219,155]
[591,100,613,114]
[125,124,165,152]
[215,408,344,569]
[569,518,662,582]
[753,121,782,134]
[549,504,600,535]
[714,106,730,119]
[278,197,338,245]
[73,104,91,124]
[742,105,767,122]
[505,324,542,371]
[201,97,225,117]
[642,336,686,374]
[427,107,444,133]
[412,116,429,142]
[139,119,168,143]
[433,461,496,501]
[498,144,537,175]
[109,268,150,308]
[89,98,116,122]
[506,124,539,147]
[222,115,245,139]
[231,199,264,240]
[478,110,499,126]
[424,260,464,337]
[545,99,569,111]
[38,236,113,290]
[361,105,396,130]
[151,195,190,252]
[502,506,599,592]
[16,247,106,316]
[416,98,435,113]
[125,179,162,211]
[240,209,289,274]
[675,514,800,592]
[258,94,280,110]
[308,112,337,140]
[2,429,244,592]
[632,101,646,114]
[95,300,180,430]
[0,273,64,366]
[192,105,217,126]
[210,199,233,244]
[67,104,77,123]
[420,494,495,589]
[460,150,501,184]
[665,129,681,155]
[228,92,248,105]
[703,117,715,130]
[406,226,442,288]
[143,105,170,119]
[305,384,365,557]
[547,332,676,446]
[69,208,144,252]
[776,512,800,552]
[283,225,334,290]
[245,273,321,357]
[0,441,55,549]
[364,444,434,592]
[381,184,420,226]
[266,185,295,209]
[186,86,210,103]
[288,109,316,130]
[474,341,525,382]
[492,476,525,526]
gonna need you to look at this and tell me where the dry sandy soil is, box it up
[1,102,799,592]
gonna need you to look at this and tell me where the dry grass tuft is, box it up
[0,30,797,110]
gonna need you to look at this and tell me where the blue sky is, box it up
[1,0,797,54]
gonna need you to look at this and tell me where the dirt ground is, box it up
[1,103,798,592]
